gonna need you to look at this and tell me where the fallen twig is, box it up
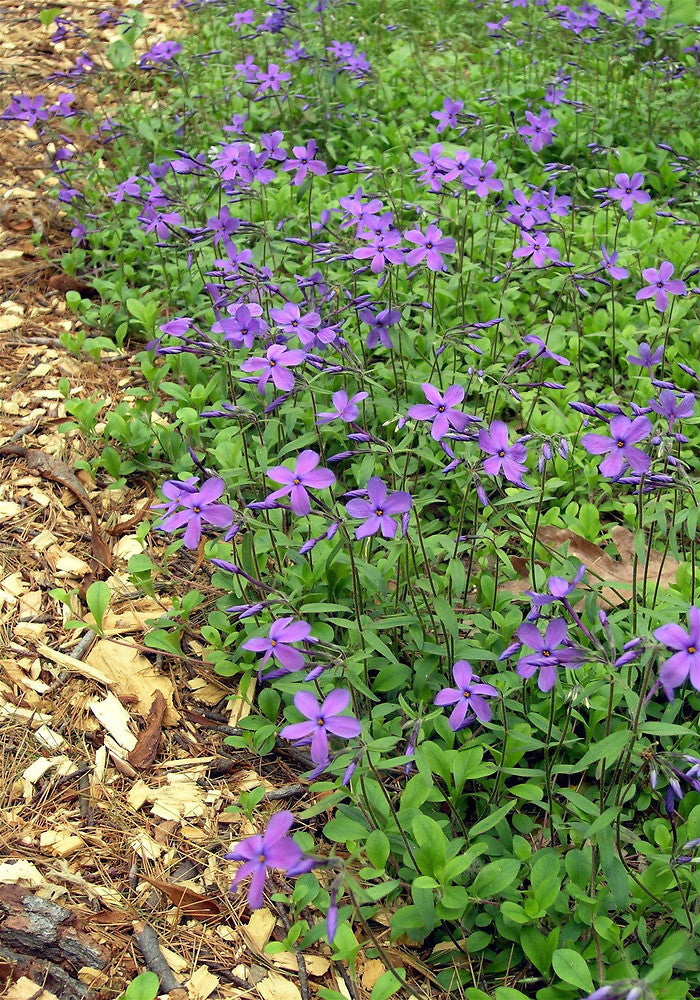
[132,921,182,994]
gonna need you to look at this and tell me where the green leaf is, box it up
[555,730,630,774]
[520,926,556,975]
[371,969,405,1000]
[123,972,159,1000]
[107,38,135,70]
[365,830,390,870]
[85,580,110,632]
[468,802,513,838]
[472,859,520,898]
[39,8,62,27]
[551,949,594,992]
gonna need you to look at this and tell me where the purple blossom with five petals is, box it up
[654,607,700,699]
[635,262,687,312]
[478,421,529,487]
[516,619,582,691]
[242,617,316,674]
[434,661,498,731]
[404,224,455,271]
[649,390,695,429]
[460,158,503,197]
[360,308,401,349]
[513,231,561,268]
[518,108,558,152]
[601,245,629,280]
[431,97,464,133]
[240,343,306,393]
[627,342,663,372]
[316,390,368,425]
[156,478,234,549]
[282,140,327,186]
[345,477,412,539]
[607,172,650,212]
[279,689,361,766]
[224,811,315,909]
[264,450,335,515]
[407,383,475,440]
[581,415,652,477]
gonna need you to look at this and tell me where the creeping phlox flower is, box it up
[225,811,316,909]
[404,223,455,271]
[242,616,318,677]
[240,343,307,393]
[345,477,412,539]
[582,980,655,1000]
[627,342,663,373]
[518,108,558,152]
[635,261,687,312]
[653,606,700,699]
[316,390,368,425]
[155,477,234,549]
[581,415,652,477]
[434,661,498,731]
[282,139,327,186]
[279,689,362,767]
[516,619,583,692]
[524,565,586,619]
[606,172,650,213]
[478,421,529,487]
[407,383,476,440]
[263,450,335,515]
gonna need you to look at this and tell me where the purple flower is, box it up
[407,383,475,440]
[207,206,241,246]
[525,565,586,618]
[345,477,412,539]
[282,140,327,186]
[230,9,255,30]
[649,389,695,428]
[107,175,141,204]
[601,245,629,280]
[225,811,315,909]
[516,619,582,691]
[581,415,652,477]
[434,661,498,731]
[353,230,404,274]
[139,41,182,67]
[460,158,503,197]
[518,108,558,152]
[513,231,561,268]
[522,334,570,366]
[404,224,455,271]
[360,308,400,349]
[1,94,49,126]
[505,189,550,230]
[270,302,321,345]
[242,616,316,674]
[607,173,650,213]
[156,478,234,548]
[478,421,529,487]
[411,143,458,191]
[627,341,663,372]
[214,303,267,348]
[316,390,368,425]
[636,262,687,312]
[431,97,464,133]
[240,343,306,393]
[256,62,291,94]
[264,450,335,515]
[279,689,361,766]
[654,607,700,699]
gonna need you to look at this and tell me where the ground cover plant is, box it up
[4,0,700,996]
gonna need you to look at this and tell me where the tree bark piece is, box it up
[0,886,111,972]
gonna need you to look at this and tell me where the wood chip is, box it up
[244,909,277,953]
[86,638,179,724]
[186,966,220,999]
[257,972,302,1000]
[88,691,137,752]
